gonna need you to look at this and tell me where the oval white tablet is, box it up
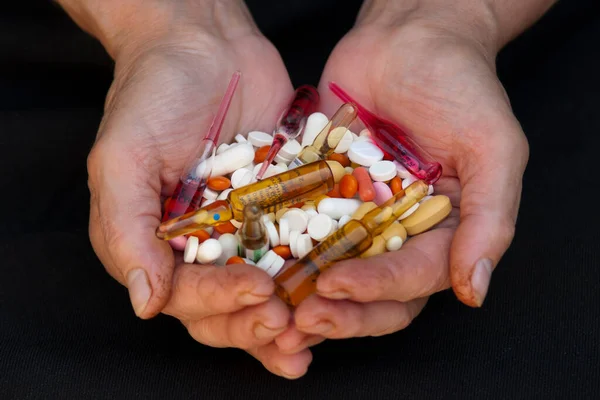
[385,236,404,252]
[248,131,274,147]
[183,236,199,264]
[347,141,384,167]
[398,203,420,220]
[256,250,277,271]
[202,188,218,200]
[280,139,302,159]
[264,221,280,247]
[197,143,255,178]
[235,134,247,143]
[297,234,313,258]
[289,231,300,258]
[216,143,230,155]
[279,218,290,245]
[307,214,334,241]
[230,168,253,189]
[317,198,362,220]
[334,129,354,153]
[215,233,239,265]
[195,238,222,264]
[402,175,419,189]
[301,112,329,147]
[282,209,308,233]
[369,161,396,182]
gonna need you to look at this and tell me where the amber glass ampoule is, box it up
[273,180,429,307]
[156,160,345,240]
[238,204,270,262]
[288,103,358,168]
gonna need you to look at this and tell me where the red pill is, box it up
[339,175,358,198]
[352,167,375,201]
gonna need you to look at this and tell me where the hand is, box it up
[279,1,528,346]
[81,0,311,378]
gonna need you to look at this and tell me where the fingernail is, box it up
[308,321,334,334]
[254,323,286,340]
[318,290,350,300]
[471,258,494,307]
[127,268,151,317]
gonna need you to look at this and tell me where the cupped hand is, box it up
[279,3,528,348]
[86,7,310,378]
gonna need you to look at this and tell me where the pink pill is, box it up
[373,181,393,206]
[168,236,188,251]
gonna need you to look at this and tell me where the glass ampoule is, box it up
[273,180,429,307]
[288,103,358,168]
[237,204,270,262]
[155,160,345,240]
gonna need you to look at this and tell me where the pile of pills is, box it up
[167,112,452,277]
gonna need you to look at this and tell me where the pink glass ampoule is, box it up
[162,71,241,222]
[329,82,442,184]
[256,85,319,179]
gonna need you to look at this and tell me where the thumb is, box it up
[88,138,174,319]
[450,118,529,307]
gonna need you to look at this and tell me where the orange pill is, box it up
[352,167,376,201]
[187,229,211,242]
[326,184,342,198]
[272,245,292,259]
[226,256,246,265]
[389,177,403,195]
[328,153,350,168]
[339,174,358,198]
[254,146,271,163]
[207,176,231,191]
[214,221,237,234]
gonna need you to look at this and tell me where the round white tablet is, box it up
[386,236,404,252]
[183,236,199,264]
[264,221,280,247]
[280,139,302,159]
[347,141,384,167]
[230,168,253,189]
[202,188,218,200]
[248,131,274,147]
[338,214,351,228]
[393,161,413,180]
[256,250,277,271]
[235,134,247,143]
[334,129,354,153]
[282,209,309,233]
[195,238,222,264]
[263,165,286,178]
[402,175,418,189]
[265,255,285,277]
[217,188,232,200]
[279,218,290,245]
[369,161,396,182]
[398,203,420,220]
[297,234,313,258]
[305,209,319,219]
[289,231,300,258]
[275,153,292,164]
[307,214,334,241]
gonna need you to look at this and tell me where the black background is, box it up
[1,0,599,398]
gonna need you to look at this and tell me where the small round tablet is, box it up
[369,161,396,182]
[256,250,277,271]
[393,161,413,180]
[289,231,300,258]
[280,140,302,159]
[282,209,309,233]
[347,141,384,167]
[279,218,290,245]
[398,203,420,220]
[216,143,230,154]
[264,221,280,247]
[183,236,199,263]
[307,214,334,241]
[202,188,218,200]
[231,169,253,189]
[196,238,222,264]
[334,129,354,153]
[297,234,313,258]
[248,131,274,147]
[386,236,404,252]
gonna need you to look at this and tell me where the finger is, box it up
[451,115,529,307]
[316,228,454,302]
[274,321,326,355]
[247,343,313,380]
[162,263,275,321]
[295,295,428,339]
[184,297,289,349]
[88,139,173,319]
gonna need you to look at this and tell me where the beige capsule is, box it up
[359,235,386,258]
[401,195,452,236]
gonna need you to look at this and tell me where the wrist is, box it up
[357,0,500,57]
[56,0,257,60]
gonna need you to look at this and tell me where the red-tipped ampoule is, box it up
[162,71,241,222]
[255,85,319,179]
[328,82,442,184]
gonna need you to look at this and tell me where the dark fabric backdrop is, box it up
[1,0,599,398]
